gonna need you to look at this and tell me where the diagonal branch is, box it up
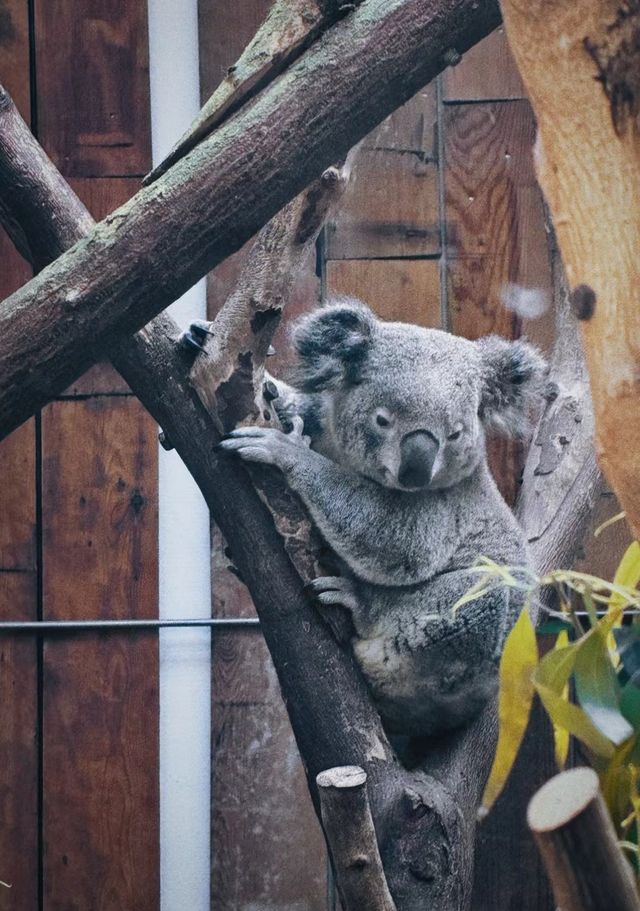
[0,0,501,441]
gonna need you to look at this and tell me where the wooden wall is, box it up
[0,4,631,911]
[0,3,159,910]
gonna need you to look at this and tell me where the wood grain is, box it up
[0,574,38,911]
[0,0,30,118]
[33,0,151,177]
[325,258,441,327]
[0,9,37,891]
[444,99,552,504]
[443,27,525,101]
[41,397,159,911]
[325,84,439,261]
[198,0,272,101]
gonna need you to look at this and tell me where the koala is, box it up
[217,299,546,737]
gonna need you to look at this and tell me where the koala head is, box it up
[292,298,547,491]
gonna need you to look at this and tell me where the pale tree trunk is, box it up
[498,0,640,539]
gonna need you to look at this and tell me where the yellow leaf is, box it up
[480,609,537,817]
[608,542,640,664]
[553,630,570,768]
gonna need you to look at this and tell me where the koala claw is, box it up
[217,425,308,469]
[305,576,360,612]
[180,319,214,352]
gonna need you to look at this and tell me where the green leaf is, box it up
[480,609,537,817]
[614,628,640,681]
[574,629,633,745]
[533,631,617,759]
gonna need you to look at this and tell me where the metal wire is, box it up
[0,617,260,633]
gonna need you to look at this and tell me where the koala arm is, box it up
[218,426,454,586]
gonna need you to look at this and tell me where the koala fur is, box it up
[219,299,546,737]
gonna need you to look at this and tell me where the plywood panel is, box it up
[0,420,36,571]
[325,259,441,327]
[0,9,37,889]
[326,87,439,260]
[0,0,31,118]
[443,27,525,101]
[41,397,159,911]
[0,573,38,911]
[198,0,272,101]
[444,100,552,505]
[34,0,151,177]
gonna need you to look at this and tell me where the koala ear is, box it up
[292,298,377,391]
[477,336,547,437]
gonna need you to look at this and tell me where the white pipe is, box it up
[147,3,212,910]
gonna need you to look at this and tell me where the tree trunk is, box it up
[0,0,501,441]
[498,0,640,539]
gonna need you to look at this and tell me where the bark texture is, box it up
[317,766,397,911]
[499,0,640,538]
[517,218,602,597]
[0,0,501,441]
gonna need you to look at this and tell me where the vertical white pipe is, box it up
[147,3,212,910]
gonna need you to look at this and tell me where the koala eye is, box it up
[447,429,462,441]
[376,413,391,428]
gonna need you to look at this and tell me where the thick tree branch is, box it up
[0,0,501,441]
[499,0,640,538]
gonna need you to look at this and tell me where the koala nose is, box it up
[398,431,439,489]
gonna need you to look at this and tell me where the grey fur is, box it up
[219,299,547,736]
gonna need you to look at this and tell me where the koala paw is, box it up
[180,319,214,353]
[216,424,309,471]
[305,576,359,644]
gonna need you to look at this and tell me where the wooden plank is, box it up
[198,0,272,101]
[34,1,151,177]
[41,397,159,911]
[0,6,37,888]
[210,536,328,911]
[0,0,31,118]
[325,258,441,327]
[0,572,38,910]
[444,100,552,505]
[325,87,439,260]
[443,27,525,101]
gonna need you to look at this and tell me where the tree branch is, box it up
[528,768,640,911]
[0,0,501,441]
[317,766,397,911]
[516,216,603,602]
